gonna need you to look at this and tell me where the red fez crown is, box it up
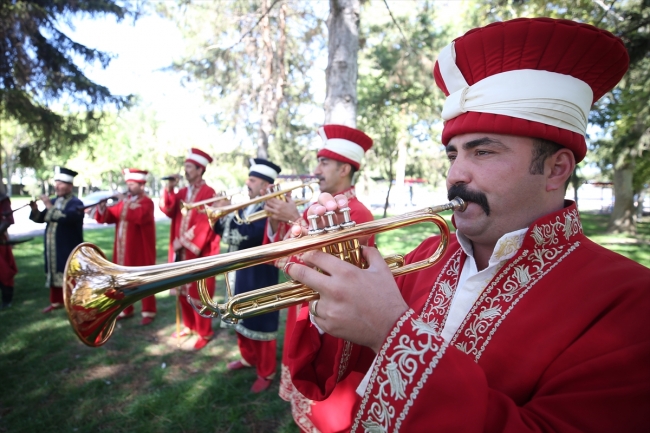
[317,124,373,170]
[433,17,629,162]
[123,168,148,183]
[185,148,214,169]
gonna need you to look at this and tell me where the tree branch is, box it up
[383,0,412,53]
[206,0,283,52]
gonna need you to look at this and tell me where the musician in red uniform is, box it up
[264,125,375,432]
[95,168,157,325]
[159,148,221,350]
[283,18,650,432]
[0,193,18,310]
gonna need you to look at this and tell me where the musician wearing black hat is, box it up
[0,193,18,310]
[29,167,84,313]
[212,158,282,393]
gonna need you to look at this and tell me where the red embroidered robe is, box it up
[159,182,221,298]
[0,197,18,287]
[278,186,376,433]
[95,195,156,266]
[287,202,650,432]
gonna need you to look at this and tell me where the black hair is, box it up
[530,138,563,175]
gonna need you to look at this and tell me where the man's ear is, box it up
[546,149,575,192]
[339,163,352,178]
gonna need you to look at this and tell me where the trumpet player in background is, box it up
[159,148,221,350]
[213,158,282,393]
[29,167,84,313]
[283,19,650,432]
[0,192,18,310]
[94,169,157,325]
[264,125,375,432]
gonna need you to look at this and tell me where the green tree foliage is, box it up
[159,0,324,173]
[357,1,453,214]
[467,0,650,234]
[0,0,136,180]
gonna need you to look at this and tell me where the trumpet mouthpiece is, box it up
[453,197,467,212]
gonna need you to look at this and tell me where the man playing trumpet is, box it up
[265,125,376,432]
[213,158,282,393]
[283,18,650,432]
[159,148,221,350]
[29,167,84,313]
[94,168,157,325]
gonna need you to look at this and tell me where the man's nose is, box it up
[446,155,471,187]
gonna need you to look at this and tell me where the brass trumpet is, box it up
[64,198,466,347]
[205,181,319,226]
[180,189,245,216]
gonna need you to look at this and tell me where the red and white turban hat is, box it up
[185,148,213,169]
[433,17,629,163]
[317,124,373,170]
[123,168,148,184]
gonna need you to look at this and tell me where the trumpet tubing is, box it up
[180,191,241,216]
[64,198,465,347]
[205,181,319,226]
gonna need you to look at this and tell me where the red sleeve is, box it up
[95,203,119,224]
[124,197,154,225]
[160,189,181,218]
[288,304,375,400]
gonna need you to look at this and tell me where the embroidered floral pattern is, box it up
[419,250,462,332]
[353,312,447,433]
[451,209,582,362]
[493,232,525,260]
[355,205,584,431]
[338,340,353,381]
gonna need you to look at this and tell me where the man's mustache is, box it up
[447,184,490,216]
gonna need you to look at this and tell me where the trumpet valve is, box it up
[339,207,355,229]
[308,214,324,235]
[323,211,341,232]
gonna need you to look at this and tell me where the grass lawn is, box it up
[1,221,299,433]
[1,210,648,433]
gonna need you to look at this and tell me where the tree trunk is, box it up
[393,135,407,211]
[324,0,360,126]
[570,168,581,207]
[382,148,394,218]
[607,164,636,234]
[256,0,287,159]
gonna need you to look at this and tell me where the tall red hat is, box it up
[433,18,629,162]
[317,125,373,170]
[123,168,148,184]
[185,148,213,169]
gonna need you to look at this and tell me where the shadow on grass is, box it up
[0,221,298,433]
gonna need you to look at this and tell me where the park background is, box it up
[1,0,649,432]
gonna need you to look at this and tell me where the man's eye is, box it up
[447,154,456,161]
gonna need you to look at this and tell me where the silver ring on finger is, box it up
[309,299,320,318]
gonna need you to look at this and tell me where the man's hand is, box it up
[285,192,409,353]
[265,196,301,223]
[265,196,301,233]
[289,192,349,238]
[40,194,53,210]
[287,246,408,353]
[166,175,180,192]
[172,238,182,251]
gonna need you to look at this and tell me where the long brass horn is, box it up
[64,198,465,347]
[205,181,319,226]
